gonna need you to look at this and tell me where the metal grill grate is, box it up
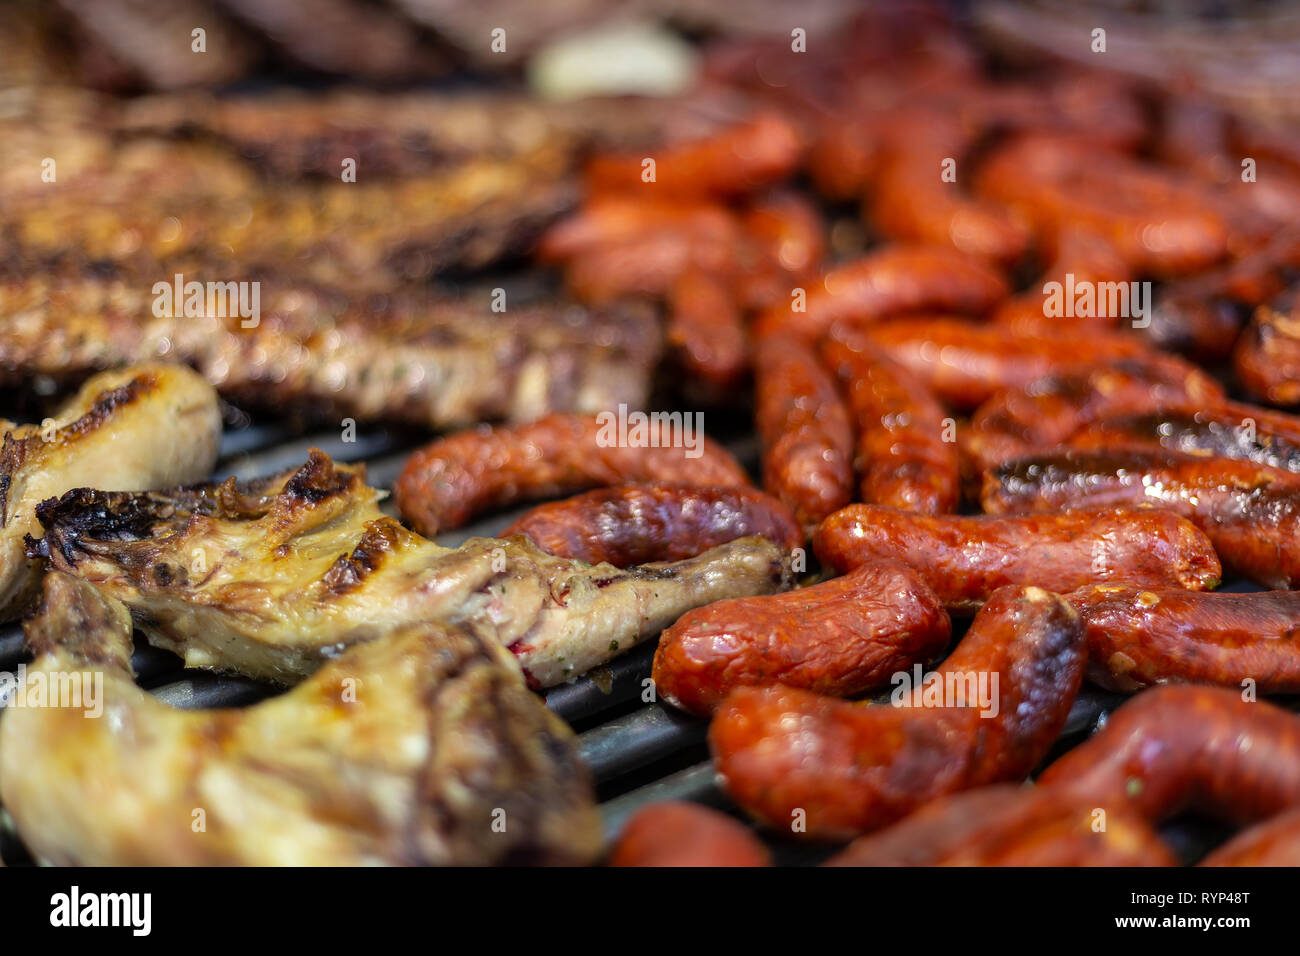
[0,415,1284,866]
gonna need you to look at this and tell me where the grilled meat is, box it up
[0,273,660,429]
[0,571,601,865]
[0,363,220,619]
[31,451,792,686]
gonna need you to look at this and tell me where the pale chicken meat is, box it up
[0,572,601,865]
[0,363,221,619]
[31,451,792,686]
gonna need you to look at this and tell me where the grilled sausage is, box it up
[1199,807,1300,866]
[822,326,960,513]
[1065,404,1300,474]
[827,784,1175,867]
[752,244,1008,342]
[395,412,751,537]
[964,357,1226,472]
[609,802,772,867]
[1234,295,1300,406]
[981,448,1300,588]
[583,112,803,199]
[740,192,826,310]
[1038,685,1300,825]
[666,268,748,389]
[653,561,951,717]
[865,317,1154,409]
[710,585,1086,839]
[754,333,855,531]
[814,505,1221,614]
[501,483,802,567]
[1069,585,1300,693]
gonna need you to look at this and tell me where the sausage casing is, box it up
[822,327,960,513]
[813,505,1221,613]
[501,483,802,567]
[609,801,771,867]
[653,561,951,717]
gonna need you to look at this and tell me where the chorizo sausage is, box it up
[653,561,951,717]
[754,332,855,531]
[981,447,1300,588]
[740,192,826,310]
[501,483,802,567]
[583,112,803,200]
[821,326,960,513]
[1065,404,1300,474]
[609,801,771,867]
[1069,585,1300,694]
[395,412,750,537]
[1038,685,1300,826]
[752,244,1008,342]
[864,317,1154,410]
[827,784,1175,867]
[1233,293,1300,406]
[813,505,1221,614]
[964,357,1225,472]
[666,268,748,389]
[1199,806,1300,866]
[710,585,1086,839]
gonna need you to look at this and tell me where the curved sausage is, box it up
[1234,295,1300,407]
[609,802,771,867]
[754,333,855,531]
[740,192,827,310]
[981,447,1300,588]
[710,585,1086,839]
[1199,807,1300,867]
[813,505,1221,614]
[827,784,1175,867]
[653,561,951,717]
[752,244,1008,342]
[865,317,1155,410]
[964,357,1226,473]
[1038,685,1300,826]
[395,413,751,537]
[821,327,960,513]
[501,483,802,567]
[1069,585,1300,693]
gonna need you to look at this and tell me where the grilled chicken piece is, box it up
[31,452,792,686]
[0,273,660,428]
[0,572,601,865]
[0,364,220,620]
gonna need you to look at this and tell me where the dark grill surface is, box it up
[0,415,1284,866]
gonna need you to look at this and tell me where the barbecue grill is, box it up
[0,411,1263,866]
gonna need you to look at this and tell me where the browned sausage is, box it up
[1065,404,1300,474]
[1234,293,1300,406]
[827,784,1175,867]
[974,133,1229,276]
[740,192,827,310]
[753,332,855,531]
[1038,685,1300,826]
[964,357,1225,472]
[395,413,751,537]
[821,326,960,513]
[583,113,803,199]
[752,244,1008,342]
[609,801,771,867]
[981,447,1300,588]
[990,230,1133,334]
[666,269,748,390]
[536,195,740,264]
[1199,806,1300,866]
[653,561,951,717]
[1069,585,1300,694]
[501,483,802,567]
[864,317,1155,410]
[710,585,1086,839]
[814,505,1221,614]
